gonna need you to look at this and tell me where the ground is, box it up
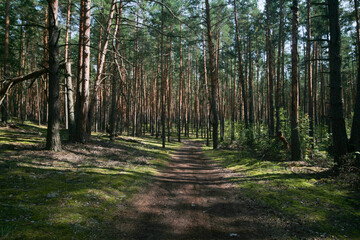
[108,141,296,240]
[1,122,359,239]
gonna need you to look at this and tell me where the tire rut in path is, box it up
[110,141,291,240]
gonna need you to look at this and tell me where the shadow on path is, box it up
[107,141,302,240]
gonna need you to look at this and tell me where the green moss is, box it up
[204,147,360,239]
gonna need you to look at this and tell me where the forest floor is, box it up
[1,122,359,239]
[108,140,300,240]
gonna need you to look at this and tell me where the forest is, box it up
[0,0,360,239]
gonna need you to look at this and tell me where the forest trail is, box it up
[109,141,291,240]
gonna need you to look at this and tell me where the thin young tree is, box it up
[1,0,10,123]
[266,0,274,137]
[109,1,123,141]
[290,0,302,161]
[307,0,314,142]
[233,0,247,128]
[64,0,76,141]
[161,1,166,148]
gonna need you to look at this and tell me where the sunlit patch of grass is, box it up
[204,146,360,239]
[0,123,182,239]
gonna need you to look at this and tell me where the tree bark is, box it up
[276,0,284,134]
[178,24,183,142]
[46,0,62,151]
[64,0,76,141]
[350,0,360,151]
[205,0,219,149]
[1,0,10,123]
[266,0,275,137]
[167,39,172,142]
[307,0,314,142]
[76,0,91,143]
[328,0,348,165]
[290,0,302,161]
[161,1,166,148]
[233,0,247,128]
[248,34,254,141]
[202,28,210,146]
[109,1,123,141]
[87,0,116,139]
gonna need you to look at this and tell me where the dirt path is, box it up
[109,141,294,240]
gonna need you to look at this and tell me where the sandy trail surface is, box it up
[109,141,293,240]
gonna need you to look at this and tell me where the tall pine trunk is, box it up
[1,0,10,123]
[328,0,348,165]
[64,0,76,141]
[205,0,219,149]
[233,0,247,128]
[266,0,275,137]
[109,1,122,141]
[350,0,360,151]
[46,0,62,151]
[76,0,91,143]
[307,0,314,142]
[290,0,302,161]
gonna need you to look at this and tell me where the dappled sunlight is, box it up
[204,147,360,238]
[0,124,182,239]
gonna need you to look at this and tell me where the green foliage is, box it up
[299,113,312,161]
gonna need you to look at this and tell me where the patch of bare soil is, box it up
[107,141,307,240]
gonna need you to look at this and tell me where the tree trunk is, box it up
[202,28,210,146]
[266,0,275,137]
[161,1,166,148]
[87,0,116,139]
[205,0,219,149]
[290,0,302,161]
[350,0,360,151]
[64,0,76,141]
[248,34,254,141]
[307,0,314,142]
[168,39,172,142]
[1,0,10,123]
[46,0,62,151]
[233,0,247,128]
[76,0,91,143]
[328,0,348,165]
[276,0,284,134]
[178,24,183,142]
[109,1,122,141]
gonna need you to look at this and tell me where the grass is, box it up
[0,121,182,239]
[203,145,360,239]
